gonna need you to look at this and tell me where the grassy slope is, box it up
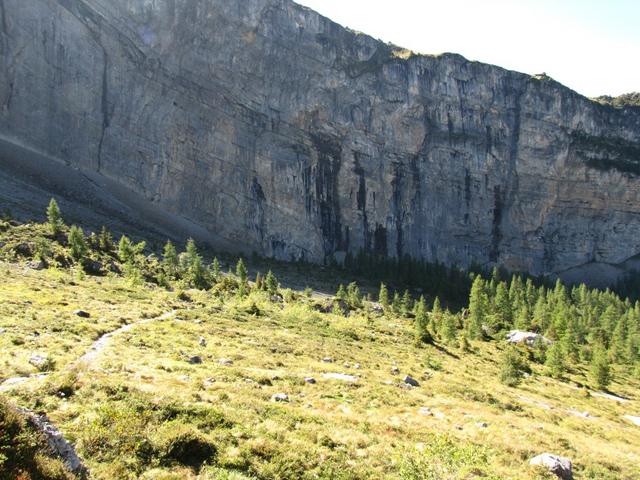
[1,260,640,480]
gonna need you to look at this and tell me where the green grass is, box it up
[1,222,640,479]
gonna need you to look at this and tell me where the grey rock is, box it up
[198,336,207,347]
[29,354,49,369]
[0,0,639,286]
[304,377,316,384]
[391,366,400,375]
[26,260,45,270]
[403,375,419,387]
[322,357,334,363]
[218,358,233,366]
[188,356,202,364]
[17,407,89,478]
[475,422,489,428]
[418,407,433,416]
[271,393,289,403]
[73,310,91,319]
[353,363,361,369]
[529,453,573,480]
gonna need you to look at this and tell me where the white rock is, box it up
[506,330,551,346]
[271,393,289,402]
[529,453,573,480]
[624,415,640,426]
[322,373,358,382]
[218,358,233,366]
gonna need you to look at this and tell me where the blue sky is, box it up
[296,0,639,98]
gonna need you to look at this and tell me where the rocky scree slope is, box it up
[1,0,640,285]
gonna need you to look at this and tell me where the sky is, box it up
[295,0,639,98]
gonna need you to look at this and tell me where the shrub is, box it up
[499,347,530,387]
[152,422,216,468]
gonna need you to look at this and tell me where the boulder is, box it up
[391,366,400,375]
[321,357,334,363]
[322,373,358,382]
[304,377,316,384]
[624,415,640,426]
[218,358,233,366]
[529,453,573,480]
[26,260,45,270]
[506,330,551,346]
[198,336,207,347]
[73,310,91,318]
[188,356,202,364]
[403,375,419,387]
[29,354,50,370]
[271,393,289,403]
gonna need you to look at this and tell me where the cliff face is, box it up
[1,0,640,283]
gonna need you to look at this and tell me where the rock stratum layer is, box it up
[1,0,640,283]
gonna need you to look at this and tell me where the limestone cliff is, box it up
[1,0,639,283]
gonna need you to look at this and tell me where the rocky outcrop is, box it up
[1,0,639,284]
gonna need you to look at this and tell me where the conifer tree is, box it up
[590,347,612,390]
[212,257,221,281]
[98,226,113,252]
[46,198,64,236]
[336,284,347,301]
[378,283,389,308]
[467,277,487,340]
[118,235,134,263]
[185,238,207,289]
[414,296,431,344]
[265,270,279,295]
[545,341,566,378]
[347,282,362,308]
[431,296,442,334]
[255,272,264,291]
[441,311,458,345]
[68,226,87,261]
[162,240,179,278]
[401,290,413,316]
[493,282,512,332]
[392,291,402,315]
[236,258,248,285]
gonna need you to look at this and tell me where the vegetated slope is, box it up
[1,0,640,284]
[1,209,640,479]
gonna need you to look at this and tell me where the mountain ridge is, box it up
[0,0,639,285]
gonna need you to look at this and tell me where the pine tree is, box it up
[98,226,113,252]
[431,296,442,334]
[236,258,248,285]
[185,238,207,289]
[545,341,566,378]
[68,226,87,261]
[46,198,64,236]
[212,257,221,281]
[414,296,431,344]
[401,290,413,316]
[499,347,529,387]
[392,291,402,315]
[118,235,134,263]
[336,284,347,301]
[467,277,487,340]
[590,347,612,390]
[378,283,389,308]
[347,282,362,308]
[162,240,179,278]
[255,272,264,291]
[441,312,458,345]
[265,270,279,295]
[492,282,512,332]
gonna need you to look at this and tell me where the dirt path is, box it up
[0,310,176,391]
